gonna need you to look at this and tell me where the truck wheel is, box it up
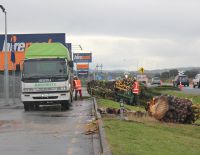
[61,101,70,111]
[193,84,195,88]
[29,104,34,111]
[198,82,200,88]
[35,104,39,110]
[23,102,30,111]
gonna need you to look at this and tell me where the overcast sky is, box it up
[1,0,200,70]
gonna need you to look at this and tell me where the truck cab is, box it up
[21,43,73,111]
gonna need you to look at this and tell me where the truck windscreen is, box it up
[23,59,68,78]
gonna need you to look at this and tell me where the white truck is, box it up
[136,74,148,85]
[192,74,200,88]
[21,43,74,111]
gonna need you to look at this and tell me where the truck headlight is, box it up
[58,86,67,91]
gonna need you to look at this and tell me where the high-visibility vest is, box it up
[74,79,82,90]
[132,81,139,94]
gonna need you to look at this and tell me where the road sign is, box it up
[138,67,144,74]
[73,53,92,63]
[77,70,88,78]
[76,64,89,70]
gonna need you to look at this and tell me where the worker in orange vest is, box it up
[132,79,140,105]
[73,76,82,100]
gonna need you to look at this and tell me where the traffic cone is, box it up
[160,80,163,86]
[190,82,193,88]
[179,82,183,91]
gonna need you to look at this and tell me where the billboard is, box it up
[73,53,92,63]
[65,43,72,60]
[77,70,89,78]
[76,64,89,70]
[0,33,65,70]
[76,63,89,78]
[0,33,65,51]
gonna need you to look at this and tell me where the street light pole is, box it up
[96,64,99,80]
[0,5,9,104]
[72,44,83,78]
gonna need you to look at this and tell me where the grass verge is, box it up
[98,97,200,155]
[159,90,200,105]
[97,98,145,112]
[103,118,200,155]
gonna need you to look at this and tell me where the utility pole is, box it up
[96,64,99,80]
[100,64,103,73]
[11,36,16,103]
[0,5,9,104]
[100,64,103,80]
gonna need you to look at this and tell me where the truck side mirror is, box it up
[69,61,74,68]
[16,64,20,72]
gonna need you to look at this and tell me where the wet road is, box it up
[151,83,200,95]
[181,86,200,95]
[0,99,98,155]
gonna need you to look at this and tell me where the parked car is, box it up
[137,74,148,85]
[192,74,200,88]
[173,75,189,87]
[151,77,161,85]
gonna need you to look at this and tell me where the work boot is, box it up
[80,96,83,100]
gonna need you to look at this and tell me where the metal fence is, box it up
[0,73,21,100]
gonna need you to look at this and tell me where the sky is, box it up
[1,0,200,71]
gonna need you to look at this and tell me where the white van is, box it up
[137,74,148,85]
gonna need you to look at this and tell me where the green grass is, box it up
[96,86,200,155]
[98,97,200,155]
[159,90,200,105]
[97,98,145,112]
[104,118,200,155]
